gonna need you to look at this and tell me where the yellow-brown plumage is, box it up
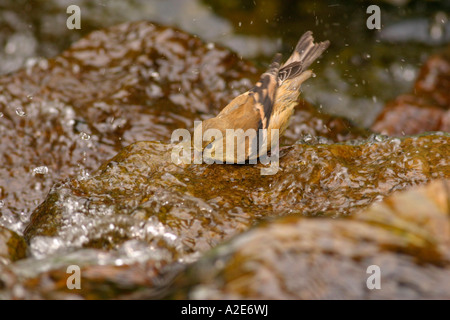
[194,31,330,163]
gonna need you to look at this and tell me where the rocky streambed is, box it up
[0,21,449,299]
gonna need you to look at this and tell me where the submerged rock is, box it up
[165,179,450,299]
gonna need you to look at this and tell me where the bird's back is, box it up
[196,31,329,162]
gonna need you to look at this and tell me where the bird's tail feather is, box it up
[279,31,329,83]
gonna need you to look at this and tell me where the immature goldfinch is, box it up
[194,31,330,163]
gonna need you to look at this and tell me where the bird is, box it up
[193,31,330,164]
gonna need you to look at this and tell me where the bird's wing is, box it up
[248,55,281,130]
[215,93,262,131]
[277,61,304,84]
[217,55,281,131]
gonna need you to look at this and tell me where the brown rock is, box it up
[372,49,450,135]
[24,134,449,264]
[0,227,27,264]
[165,180,450,299]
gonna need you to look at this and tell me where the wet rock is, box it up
[17,260,164,300]
[0,20,364,234]
[0,21,257,232]
[6,148,449,299]
[372,48,450,135]
[0,247,176,300]
[165,180,450,299]
[24,134,449,265]
[0,226,27,264]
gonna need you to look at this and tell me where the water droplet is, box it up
[0,200,4,208]
[15,108,26,117]
[80,132,91,140]
[372,134,384,142]
[72,64,80,73]
[33,166,49,175]
[5,40,17,54]
[115,259,124,266]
